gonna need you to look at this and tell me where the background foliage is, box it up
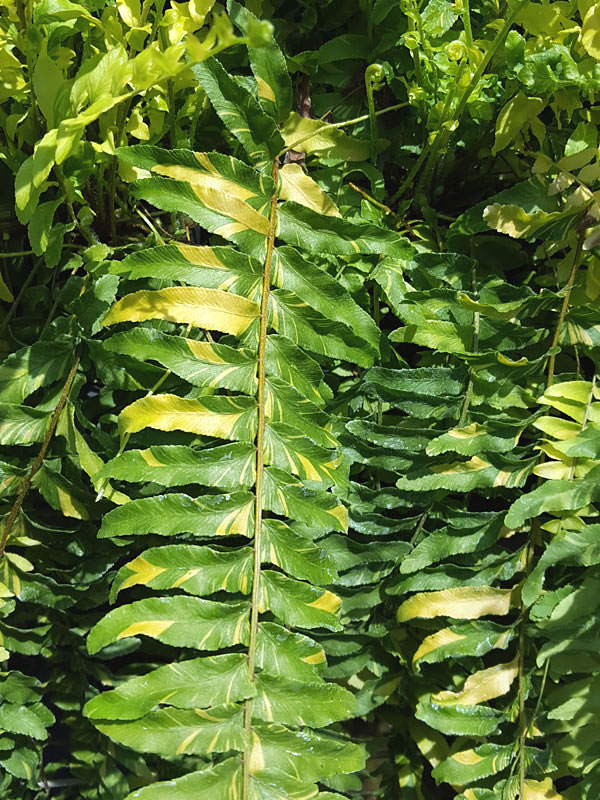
[1,0,600,797]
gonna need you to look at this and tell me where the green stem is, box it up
[546,225,587,388]
[242,157,280,798]
[0,348,81,559]
[461,0,473,51]
[0,250,34,259]
[365,64,382,163]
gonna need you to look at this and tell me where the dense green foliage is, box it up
[1,0,600,797]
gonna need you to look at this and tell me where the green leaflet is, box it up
[84,654,255,720]
[0,405,50,446]
[273,246,379,353]
[96,703,245,755]
[227,1,293,123]
[264,423,343,486]
[81,26,375,795]
[123,757,323,800]
[270,290,374,366]
[110,545,253,599]
[87,596,249,654]
[413,621,516,669]
[104,328,257,394]
[399,514,504,573]
[109,244,263,299]
[505,467,600,529]
[98,492,255,539]
[193,58,284,170]
[260,571,343,631]
[251,673,356,726]
[416,695,503,737]
[263,467,348,533]
[261,520,338,584]
[0,342,72,404]
[99,443,256,489]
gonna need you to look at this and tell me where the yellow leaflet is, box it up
[256,76,276,102]
[186,339,226,363]
[397,585,520,622]
[538,380,600,424]
[119,556,167,591]
[430,456,490,474]
[174,244,227,269]
[451,750,484,766]
[152,164,270,234]
[582,4,600,61]
[409,720,449,768]
[447,423,487,439]
[56,486,89,519]
[102,287,259,336]
[119,394,248,440]
[279,163,341,217]
[329,503,349,532]
[302,649,326,666]
[532,416,581,440]
[215,500,253,536]
[433,656,518,705]
[140,449,165,467]
[523,779,564,800]
[249,731,265,771]
[308,589,341,614]
[483,203,564,239]
[117,620,173,640]
[413,628,466,665]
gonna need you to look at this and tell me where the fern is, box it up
[82,14,406,798]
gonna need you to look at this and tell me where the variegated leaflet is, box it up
[82,9,406,797]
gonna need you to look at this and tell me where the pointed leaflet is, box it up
[118,394,257,441]
[87,596,249,654]
[100,443,255,489]
[102,286,259,335]
[227,0,292,123]
[192,58,284,170]
[120,147,273,256]
[273,246,379,353]
[279,163,341,217]
[110,545,253,599]
[251,673,356,727]
[263,467,348,533]
[109,244,263,300]
[260,571,343,631]
[84,655,255,720]
[264,423,342,486]
[261,520,338,584]
[270,290,374,366]
[0,342,72,404]
[95,703,244,756]
[99,492,254,539]
[104,329,257,393]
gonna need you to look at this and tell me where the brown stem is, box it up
[0,349,81,558]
